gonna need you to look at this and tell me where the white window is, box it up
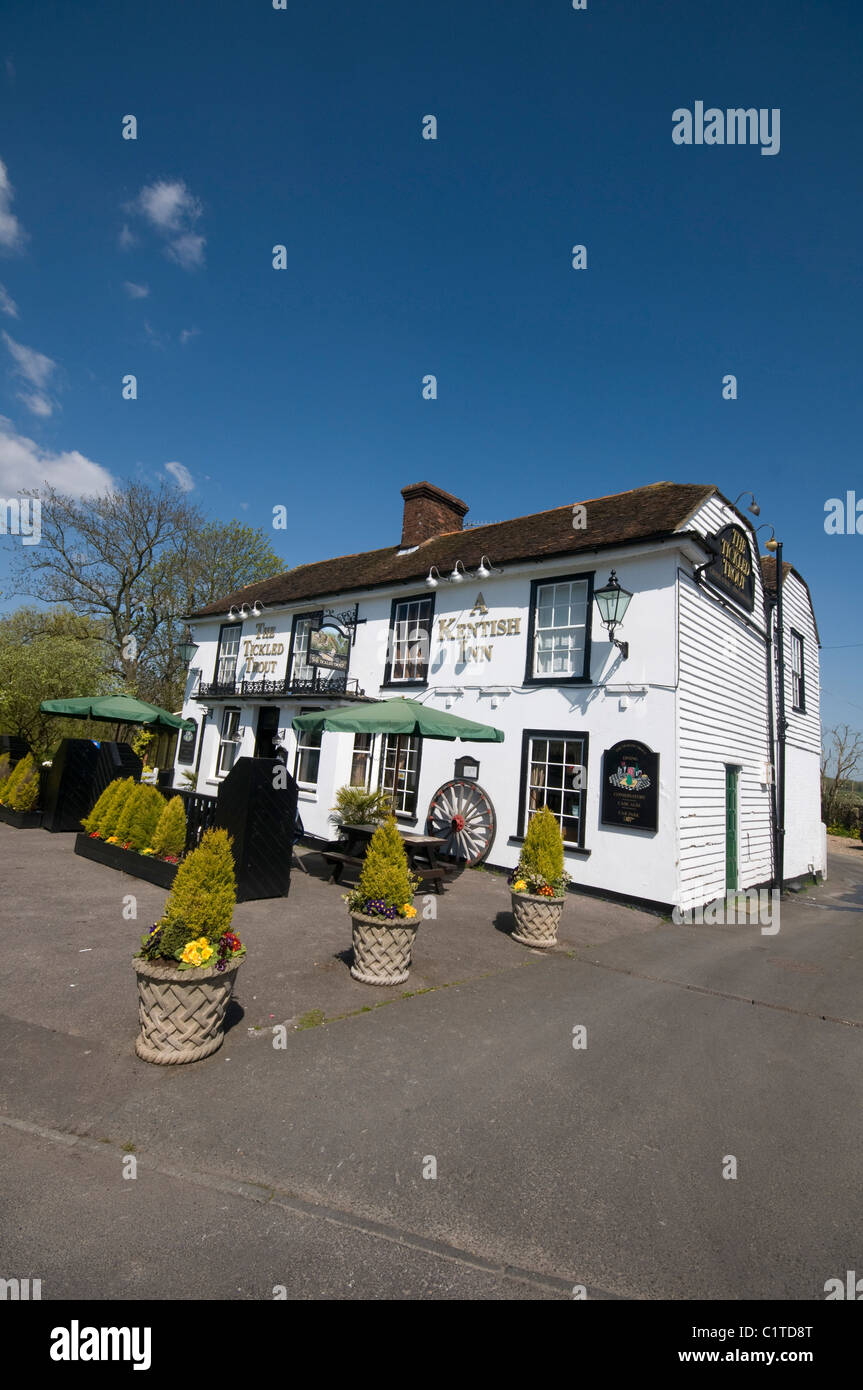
[379,734,421,815]
[294,708,322,787]
[386,597,433,683]
[522,733,587,845]
[217,707,241,777]
[216,623,241,687]
[350,733,375,788]
[531,579,589,679]
[289,616,316,684]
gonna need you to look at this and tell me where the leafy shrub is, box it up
[100,777,137,838]
[512,807,570,897]
[82,778,124,834]
[330,784,393,827]
[7,754,39,813]
[0,753,11,795]
[346,815,419,919]
[114,783,166,852]
[1,753,28,806]
[151,796,187,858]
[148,828,237,962]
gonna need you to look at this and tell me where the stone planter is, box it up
[0,804,42,829]
[350,911,418,986]
[133,955,242,1064]
[76,833,179,888]
[510,890,565,948]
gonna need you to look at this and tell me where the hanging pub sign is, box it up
[307,606,356,671]
[601,740,659,832]
[176,718,198,766]
[702,524,755,611]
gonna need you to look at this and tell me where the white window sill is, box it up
[297,789,318,801]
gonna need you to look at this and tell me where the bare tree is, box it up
[821,724,863,826]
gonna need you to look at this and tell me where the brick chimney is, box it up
[400,481,469,548]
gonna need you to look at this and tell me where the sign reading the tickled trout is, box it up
[437,593,521,664]
[600,740,660,832]
[703,524,755,611]
[242,624,285,678]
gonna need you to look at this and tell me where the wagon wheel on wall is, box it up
[426,780,496,866]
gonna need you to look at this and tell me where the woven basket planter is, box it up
[133,955,242,1065]
[350,911,418,986]
[510,890,565,948]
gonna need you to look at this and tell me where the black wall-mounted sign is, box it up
[703,524,755,611]
[176,719,198,765]
[454,755,480,780]
[601,740,659,832]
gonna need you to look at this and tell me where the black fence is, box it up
[173,788,219,852]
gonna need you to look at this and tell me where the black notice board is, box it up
[177,720,198,765]
[600,740,659,832]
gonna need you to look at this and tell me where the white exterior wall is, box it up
[779,572,823,879]
[676,496,774,909]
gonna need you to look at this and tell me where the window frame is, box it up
[517,728,589,848]
[287,612,321,686]
[523,572,594,685]
[349,732,375,788]
[378,732,423,817]
[215,622,242,688]
[790,628,806,713]
[216,705,242,778]
[293,706,323,789]
[382,593,436,688]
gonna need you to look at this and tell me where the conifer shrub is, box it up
[1,753,28,806]
[345,815,419,921]
[0,753,11,797]
[116,784,165,852]
[7,754,40,813]
[82,778,123,834]
[511,806,570,898]
[150,796,187,858]
[100,777,137,838]
[141,828,241,968]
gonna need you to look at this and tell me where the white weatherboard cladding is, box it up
[677,498,773,907]
[775,570,823,878]
[784,743,823,879]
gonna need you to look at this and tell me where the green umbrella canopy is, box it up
[40,695,194,731]
[291,698,504,742]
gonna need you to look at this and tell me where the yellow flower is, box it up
[401,904,417,918]
[513,879,527,893]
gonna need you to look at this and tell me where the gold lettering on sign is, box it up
[469,593,488,616]
[718,529,751,593]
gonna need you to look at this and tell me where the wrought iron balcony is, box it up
[195,672,365,701]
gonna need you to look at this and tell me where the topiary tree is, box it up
[351,815,418,916]
[7,753,40,812]
[1,752,28,806]
[151,796,187,858]
[115,784,165,851]
[522,806,565,883]
[155,828,237,960]
[99,777,137,837]
[82,777,124,834]
[0,753,11,796]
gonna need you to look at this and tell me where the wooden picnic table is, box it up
[321,823,454,894]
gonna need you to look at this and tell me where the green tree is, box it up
[0,607,114,760]
[100,778,137,837]
[114,784,165,851]
[522,806,565,884]
[82,777,125,834]
[151,796,187,858]
[157,828,236,959]
[355,815,417,910]
[8,754,40,812]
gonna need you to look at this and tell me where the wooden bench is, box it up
[320,850,364,883]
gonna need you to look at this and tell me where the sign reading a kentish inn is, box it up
[600,740,659,832]
[703,524,755,612]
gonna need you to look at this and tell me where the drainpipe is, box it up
[765,592,779,889]
[774,543,787,891]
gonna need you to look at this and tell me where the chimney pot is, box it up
[400,481,469,548]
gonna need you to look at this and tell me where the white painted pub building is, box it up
[174,480,823,913]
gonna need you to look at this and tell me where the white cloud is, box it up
[127,179,206,270]
[165,460,194,492]
[179,327,199,345]
[16,390,53,417]
[123,280,149,299]
[0,157,26,253]
[0,416,114,495]
[0,282,18,317]
[118,223,136,250]
[3,331,55,389]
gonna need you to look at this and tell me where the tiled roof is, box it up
[760,555,820,641]
[189,481,717,618]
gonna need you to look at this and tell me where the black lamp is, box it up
[594,571,633,659]
[178,626,198,667]
[734,491,761,517]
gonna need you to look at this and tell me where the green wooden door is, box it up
[725,766,739,891]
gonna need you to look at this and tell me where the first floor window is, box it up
[217,707,241,776]
[294,708,322,786]
[529,576,590,681]
[385,595,434,683]
[379,733,422,815]
[350,733,374,787]
[215,623,241,688]
[790,630,805,712]
[520,731,587,846]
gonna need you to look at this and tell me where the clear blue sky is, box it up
[0,0,860,732]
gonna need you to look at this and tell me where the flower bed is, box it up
[0,804,42,830]
[74,832,180,888]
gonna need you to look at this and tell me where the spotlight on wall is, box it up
[228,606,241,620]
[425,566,442,588]
[251,601,266,617]
[734,491,761,517]
[449,561,467,584]
[475,555,499,579]
[240,604,252,619]
[594,570,633,659]
[754,523,777,552]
